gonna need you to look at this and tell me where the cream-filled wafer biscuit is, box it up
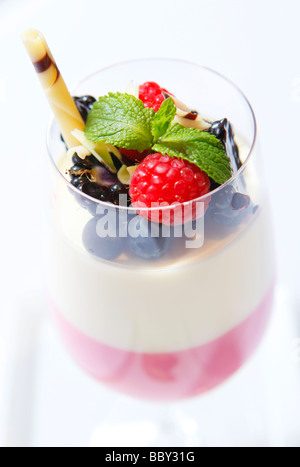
[22,29,84,148]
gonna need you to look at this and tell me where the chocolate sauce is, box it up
[33,53,52,73]
[184,111,198,121]
[208,118,243,172]
[33,53,60,85]
[53,68,60,84]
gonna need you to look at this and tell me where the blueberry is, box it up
[73,183,94,210]
[231,192,251,210]
[75,102,89,123]
[73,193,91,211]
[68,148,129,211]
[78,95,96,107]
[72,153,93,169]
[86,155,102,166]
[73,95,96,123]
[81,181,109,201]
[86,196,119,218]
[70,180,104,211]
[207,186,251,227]
[109,183,129,206]
[61,96,95,143]
[71,176,88,188]
[86,200,99,217]
[82,217,126,260]
[69,164,87,176]
[128,216,173,260]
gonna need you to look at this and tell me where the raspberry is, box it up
[139,81,167,112]
[129,153,210,224]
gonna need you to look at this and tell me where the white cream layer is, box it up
[48,203,274,353]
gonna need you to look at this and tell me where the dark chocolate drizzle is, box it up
[53,67,60,84]
[33,53,52,73]
[33,52,60,86]
[184,111,198,121]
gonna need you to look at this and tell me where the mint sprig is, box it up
[153,124,232,185]
[151,97,177,142]
[84,92,232,184]
[85,92,154,153]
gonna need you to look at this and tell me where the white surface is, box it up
[1,287,300,447]
[0,0,299,446]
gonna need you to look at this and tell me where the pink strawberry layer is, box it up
[50,282,274,401]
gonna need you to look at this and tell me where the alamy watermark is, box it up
[93,194,206,249]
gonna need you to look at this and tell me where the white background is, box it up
[0,0,299,445]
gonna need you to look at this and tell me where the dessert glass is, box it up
[46,59,275,402]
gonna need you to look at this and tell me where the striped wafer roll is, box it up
[22,29,85,148]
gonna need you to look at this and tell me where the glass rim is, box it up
[46,57,257,213]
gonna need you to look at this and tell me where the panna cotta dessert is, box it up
[23,30,275,401]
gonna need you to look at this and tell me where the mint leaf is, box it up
[84,92,154,152]
[153,124,232,184]
[84,91,233,184]
[151,97,176,142]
